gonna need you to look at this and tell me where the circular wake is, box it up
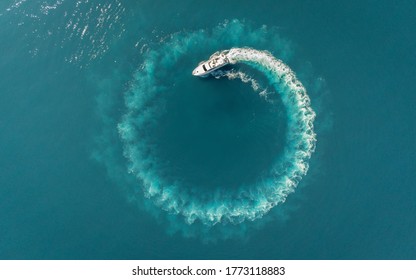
[118,22,316,226]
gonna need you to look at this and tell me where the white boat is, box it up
[192,51,230,77]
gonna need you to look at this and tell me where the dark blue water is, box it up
[0,0,415,259]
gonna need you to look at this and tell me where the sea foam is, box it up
[119,46,316,225]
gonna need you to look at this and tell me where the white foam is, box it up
[120,46,316,226]
[212,69,269,95]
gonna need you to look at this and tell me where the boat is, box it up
[192,51,230,77]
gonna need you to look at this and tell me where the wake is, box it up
[227,47,316,180]
[119,47,316,226]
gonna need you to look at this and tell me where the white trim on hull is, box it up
[192,51,230,77]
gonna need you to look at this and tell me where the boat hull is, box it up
[192,51,230,77]
[192,64,208,77]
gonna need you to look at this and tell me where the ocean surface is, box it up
[0,0,415,259]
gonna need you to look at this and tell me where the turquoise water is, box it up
[0,0,415,259]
